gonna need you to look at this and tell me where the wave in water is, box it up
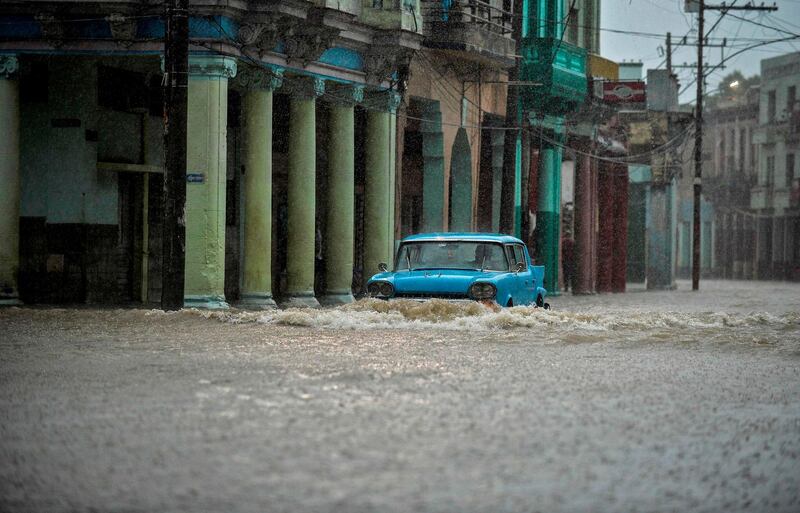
[156,299,800,335]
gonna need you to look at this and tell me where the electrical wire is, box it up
[679,34,800,99]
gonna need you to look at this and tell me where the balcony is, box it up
[360,0,424,34]
[421,0,516,68]
[754,110,800,144]
[312,0,361,16]
[519,37,587,115]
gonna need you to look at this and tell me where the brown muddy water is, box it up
[1,280,799,512]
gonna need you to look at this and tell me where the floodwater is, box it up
[1,280,799,512]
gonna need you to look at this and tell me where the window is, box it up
[738,129,746,172]
[505,245,518,270]
[766,155,775,187]
[395,241,509,272]
[788,85,797,112]
[513,245,526,268]
[787,154,796,188]
[767,90,776,122]
[567,8,579,45]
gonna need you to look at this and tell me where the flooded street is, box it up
[1,280,799,512]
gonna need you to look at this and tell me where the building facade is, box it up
[704,84,759,279]
[0,0,609,307]
[0,0,421,307]
[752,52,800,280]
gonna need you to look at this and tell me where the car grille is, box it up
[394,292,471,300]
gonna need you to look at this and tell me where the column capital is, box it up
[236,64,284,91]
[0,55,19,79]
[364,89,401,113]
[284,75,325,100]
[325,83,364,106]
[188,55,237,80]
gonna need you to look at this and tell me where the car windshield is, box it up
[395,241,509,272]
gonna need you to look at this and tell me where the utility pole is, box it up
[666,32,672,77]
[162,0,189,310]
[691,1,776,291]
[692,1,704,291]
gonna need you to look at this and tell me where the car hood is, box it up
[391,269,501,294]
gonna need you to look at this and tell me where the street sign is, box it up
[603,80,646,103]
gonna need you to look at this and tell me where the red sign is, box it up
[603,81,646,103]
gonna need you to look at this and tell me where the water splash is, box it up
[167,299,800,343]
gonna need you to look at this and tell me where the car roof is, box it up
[400,232,525,245]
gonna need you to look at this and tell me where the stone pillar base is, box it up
[280,293,320,309]
[184,295,230,310]
[237,293,277,310]
[319,291,355,307]
[0,297,22,306]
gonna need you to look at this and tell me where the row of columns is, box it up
[235,63,399,309]
[0,54,398,308]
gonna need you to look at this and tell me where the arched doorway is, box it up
[449,127,472,232]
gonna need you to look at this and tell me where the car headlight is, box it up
[368,281,394,298]
[469,282,496,300]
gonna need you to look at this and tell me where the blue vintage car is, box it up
[366,233,549,308]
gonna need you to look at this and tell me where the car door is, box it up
[513,244,536,305]
[504,244,523,305]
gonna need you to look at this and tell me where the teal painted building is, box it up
[0,1,421,307]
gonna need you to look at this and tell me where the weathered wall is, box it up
[18,56,165,303]
[405,53,508,230]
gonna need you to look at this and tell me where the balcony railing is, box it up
[519,36,587,115]
[422,0,514,36]
[421,0,516,67]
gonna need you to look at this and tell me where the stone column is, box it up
[573,150,594,294]
[611,163,628,293]
[756,216,771,279]
[785,216,796,280]
[239,67,284,309]
[184,56,236,309]
[535,142,563,294]
[421,101,445,232]
[772,216,785,279]
[321,85,363,306]
[283,77,324,308]
[363,91,400,282]
[596,160,614,293]
[0,56,20,305]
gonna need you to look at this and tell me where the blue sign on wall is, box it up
[187,173,205,183]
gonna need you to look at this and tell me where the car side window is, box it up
[505,245,517,271]
[513,245,526,268]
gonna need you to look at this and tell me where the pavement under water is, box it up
[1,280,799,512]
